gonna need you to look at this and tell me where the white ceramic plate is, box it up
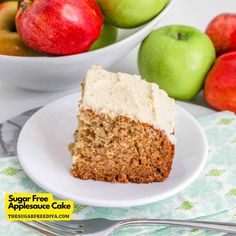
[17,93,208,208]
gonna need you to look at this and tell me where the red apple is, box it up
[204,52,236,113]
[16,0,103,55]
[206,13,236,56]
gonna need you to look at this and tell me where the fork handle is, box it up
[116,219,236,234]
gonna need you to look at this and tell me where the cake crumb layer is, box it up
[70,109,175,184]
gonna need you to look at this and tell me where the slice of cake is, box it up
[69,65,176,183]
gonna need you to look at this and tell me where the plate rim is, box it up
[17,92,208,208]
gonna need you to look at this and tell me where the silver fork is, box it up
[17,218,236,236]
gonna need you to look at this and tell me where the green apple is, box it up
[89,22,118,51]
[96,0,168,28]
[138,25,216,100]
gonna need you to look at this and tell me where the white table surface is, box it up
[0,0,235,123]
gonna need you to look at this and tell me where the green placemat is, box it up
[0,111,236,235]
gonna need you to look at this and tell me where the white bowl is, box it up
[0,0,174,92]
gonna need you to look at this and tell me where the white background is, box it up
[0,0,235,123]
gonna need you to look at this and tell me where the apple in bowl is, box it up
[0,1,38,56]
[89,22,118,51]
[0,0,174,91]
[16,0,103,55]
[97,0,168,28]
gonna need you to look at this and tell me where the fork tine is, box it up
[41,221,83,231]
[57,218,119,235]
[17,221,59,236]
[59,220,84,226]
[52,221,83,228]
[32,221,81,236]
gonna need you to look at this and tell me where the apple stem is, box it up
[18,0,33,15]
[177,32,187,41]
[17,0,21,9]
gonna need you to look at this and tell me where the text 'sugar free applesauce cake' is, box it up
[69,66,176,183]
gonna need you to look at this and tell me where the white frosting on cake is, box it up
[80,66,176,144]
